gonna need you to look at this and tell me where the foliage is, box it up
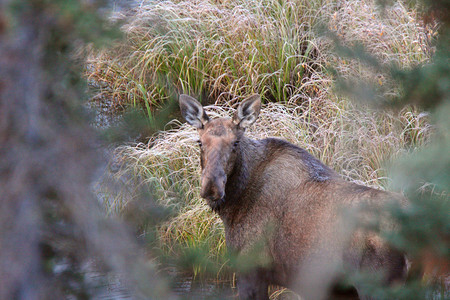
[331,0,450,298]
[0,0,174,298]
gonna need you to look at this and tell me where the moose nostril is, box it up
[201,191,218,201]
[200,188,214,200]
[200,187,224,202]
[201,176,226,202]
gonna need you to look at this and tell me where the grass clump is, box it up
[329,0,435,65]
[327,0,436,102]
[87,0,435,115]
[87,0,332,113]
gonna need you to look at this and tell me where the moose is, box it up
[179,94,407,300]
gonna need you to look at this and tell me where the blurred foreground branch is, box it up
[329,0,449,297]
[0,0,173,298]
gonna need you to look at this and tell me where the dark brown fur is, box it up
[179,95,407,300]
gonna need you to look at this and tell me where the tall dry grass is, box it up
[87,0,336,111]
[92,0,435,294]
[87,0,434,111]
[330,0,434,65]
[328,0,435,101]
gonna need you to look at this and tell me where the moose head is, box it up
[179,94,261,207]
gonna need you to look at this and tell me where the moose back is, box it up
[179,94,407,300]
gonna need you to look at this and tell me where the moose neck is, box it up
[216,135,264,219]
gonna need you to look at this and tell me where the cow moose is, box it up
[179,94,407,300]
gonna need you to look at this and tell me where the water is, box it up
[170,273,235,299]
[75,266,236,299]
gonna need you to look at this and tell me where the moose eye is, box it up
[197,140,202,147]
[233,140,239,148]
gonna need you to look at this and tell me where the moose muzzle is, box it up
[200,168,226,202]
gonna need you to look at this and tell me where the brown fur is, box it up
[179,95,407,300]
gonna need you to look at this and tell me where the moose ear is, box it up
[179,94,210,129]
[233,95,261,129]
